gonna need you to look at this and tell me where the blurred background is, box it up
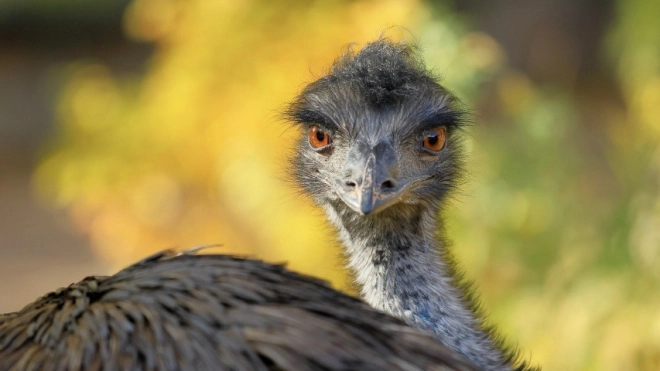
[0,0,658,369]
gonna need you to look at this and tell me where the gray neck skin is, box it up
[324,201,512,371]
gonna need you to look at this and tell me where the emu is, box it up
[0,38,534,370]
[287,39,531,370]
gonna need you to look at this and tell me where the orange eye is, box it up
[422,126,447,152]
[309,125,331,149]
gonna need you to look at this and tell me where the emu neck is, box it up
[325,202,512,371]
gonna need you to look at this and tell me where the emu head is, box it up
[288,39,465,218]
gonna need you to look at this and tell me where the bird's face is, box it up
[288,40,465,219]
[290,82,463,218]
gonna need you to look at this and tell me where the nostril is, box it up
[344,180,357,189]
[381,179,396,190]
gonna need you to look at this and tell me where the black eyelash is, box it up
[417,109,459,133]
[292,109,339,131]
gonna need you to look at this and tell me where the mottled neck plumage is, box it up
[324,201,513,371]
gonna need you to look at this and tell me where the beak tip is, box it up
[359,198,375,215]
[359,205,373,215]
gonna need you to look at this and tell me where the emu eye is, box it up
[422,126,447,152]
[308,125,331,149]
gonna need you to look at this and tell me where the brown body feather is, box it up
[0,249,477,371]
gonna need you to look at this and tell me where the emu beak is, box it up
[329,141,405,215]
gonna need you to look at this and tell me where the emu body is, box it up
[0,249,476,370]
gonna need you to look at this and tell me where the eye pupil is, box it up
[427,134,438,146]
[316,130,325,142]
